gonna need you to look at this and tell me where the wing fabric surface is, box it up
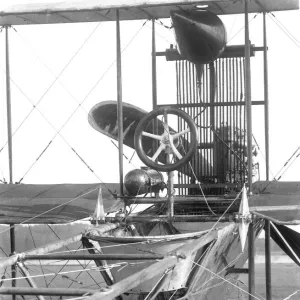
[0,0,298,26]
[0,183,122,224]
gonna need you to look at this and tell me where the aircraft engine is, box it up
[124,167,165,196]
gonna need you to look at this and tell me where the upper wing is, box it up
[0,0,298,26]
[0,183,122,224]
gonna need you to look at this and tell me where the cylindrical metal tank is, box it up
[124,167,164,196]
[171,10,227,64]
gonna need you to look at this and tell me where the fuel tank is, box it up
[171,10,227,64]
[124,167,164,196]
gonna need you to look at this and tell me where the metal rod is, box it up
[24,253,164,261]
[263,12,270,181]
[151,18,159,161]
[5,26,13,184]
[116,10,124,196]
[265,220,272,299]
[152,19,157,110]
[155,45,262,59]
[105,214,232,223]
[157,101,265,108]
[16,262,45,300]
[248,222,255,300]
[9,224,16,300]
[0,287,95,296]
[244,0,253,192]
[124,195,237,204]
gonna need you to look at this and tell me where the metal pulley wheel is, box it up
[134,107,198,172]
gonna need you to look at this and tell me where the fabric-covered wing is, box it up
[0,183,122,224]
[250,181,300,225]
[0,0,299,26]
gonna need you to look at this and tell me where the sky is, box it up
[0,1,299,186]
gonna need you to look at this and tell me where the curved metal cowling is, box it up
[171,10,227,64]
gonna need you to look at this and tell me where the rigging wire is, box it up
[47,224,102,289]
[252,134,275,179]
[227,13,258,44]
[0,185,100,235]
[2,260,154,284]
[28,225,51,295]
[110,140,138,169]
[268,13,300,49]
[185,258,264,300]
[12,21,147,184]
[272,146,300,182]
[276,151,300,181]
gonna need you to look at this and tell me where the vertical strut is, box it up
[248,222,255,300]
[265,220,272,299]
[10,225,16,300]
[244,0,253,192]
[116,10,124,196]
[5,26,13,183]
[263,12,270,181]
[6,26,16,300]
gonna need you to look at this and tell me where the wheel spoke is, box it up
[163,111,170,134]
[169,140,183,160]
[172,128,190,139]
[151,144,165,161]
[142,131,162,140]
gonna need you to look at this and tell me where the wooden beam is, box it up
[23,254,163,261]
[16,262,45,300]
[0,287,94,296]
[105,215,232,223]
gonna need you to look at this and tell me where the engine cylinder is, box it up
[124,167,164,196]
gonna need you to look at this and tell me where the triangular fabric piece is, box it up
[269,222,300,266]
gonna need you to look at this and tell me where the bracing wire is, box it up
[12,21,147,183]
[268,13,300,49]
[28,225,51,293]
[185,258,264,300]
[47,224,102,289]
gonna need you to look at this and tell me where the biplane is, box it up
[0,0,299,300]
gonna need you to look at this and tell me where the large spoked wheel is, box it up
[134,107,198,172]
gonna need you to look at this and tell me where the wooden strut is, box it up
[0,287,95,296]
[105,214,232,223]
[123,195,239,204]
[16,262,45,300]
[22,254,164,260]
[85,230,218,300]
